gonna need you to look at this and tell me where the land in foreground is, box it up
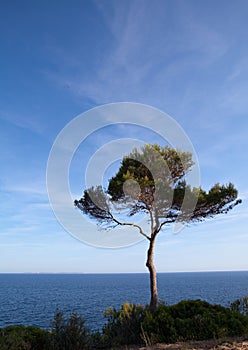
[118,337,248,349]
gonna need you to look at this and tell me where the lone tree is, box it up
[74,144,241,311]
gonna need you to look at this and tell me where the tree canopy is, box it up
[75,144,240,230]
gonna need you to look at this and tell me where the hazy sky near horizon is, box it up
[1,0,248,273]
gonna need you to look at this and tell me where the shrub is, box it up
[102,302,146,346]
[141,300,248,342]
[0,325,49,350]
[230,296,248,315]
[101,299,248,346]
[50,311,90,350]
[141,304,177,344]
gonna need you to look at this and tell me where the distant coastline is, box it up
[0,269,247,274]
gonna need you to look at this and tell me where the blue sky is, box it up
[1,0,248,273]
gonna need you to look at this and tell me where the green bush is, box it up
[142,300,248,342]
[230,296,248,315]
[102,302,146,346]
[50,311,90,350]
[101,299,248,346]
[141,304,177,344]
[0,325,49,350]
[0,313,91,350]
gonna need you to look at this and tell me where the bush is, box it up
[101,299,248,346]
[141,304,177,344]
[102,302,146,346]
[142,300,248,342]
[50,311,90,350]
[0,325,49,350]
[0,313,97,350]
[230,296,248,315]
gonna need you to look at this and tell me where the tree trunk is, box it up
[146,236,158,312]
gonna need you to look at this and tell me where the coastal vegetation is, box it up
[1,298,248,349]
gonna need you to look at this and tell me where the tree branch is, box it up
[157,218,176,233]
[108,212,151,241]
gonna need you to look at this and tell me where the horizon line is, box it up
[0,269,247,274]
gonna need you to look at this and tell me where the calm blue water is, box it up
[0,271,248,331]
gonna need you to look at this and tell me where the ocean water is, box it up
[0,271,247,331]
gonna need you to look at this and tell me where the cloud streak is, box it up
[45,1,233,107]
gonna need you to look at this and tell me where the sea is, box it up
[0,271,248,332]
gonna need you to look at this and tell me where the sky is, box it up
[1,0,248,273]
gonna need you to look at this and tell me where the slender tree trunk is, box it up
[146,236,158,312]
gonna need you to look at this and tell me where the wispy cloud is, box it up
[45,1,232,107]
[0,110,46,135]
[3,184,48,198]
[0,179,56,239]
[0,242,48,248]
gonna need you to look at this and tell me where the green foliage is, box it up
[101,300,248,347]
[194,182,240,219]
[74,186,111,222]
[108,144,194,213]
[75,143,241,227]
[230,296,248,315]
[102,302,146,346]
[50,311,90,350]
[0,325,49,350]
[0,300,248,349]
[141,303,177,344]
[163,300,247,341]
[0,313,91,350]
